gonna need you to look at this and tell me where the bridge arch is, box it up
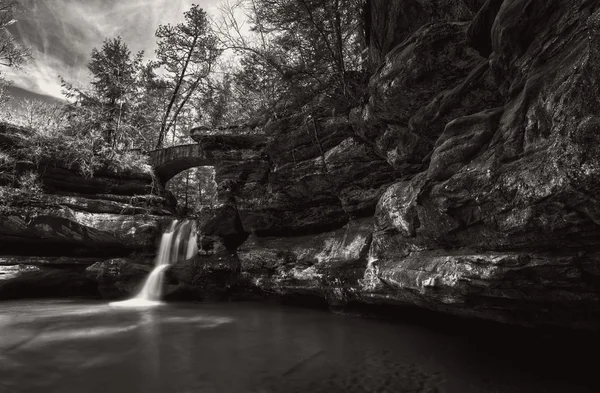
[149,143,214,184]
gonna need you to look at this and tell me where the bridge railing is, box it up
[190,123,266,137]
[146,143,201,155]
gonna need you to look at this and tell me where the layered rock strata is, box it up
[195,0,600,329]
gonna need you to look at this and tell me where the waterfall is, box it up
[110,219,198,308]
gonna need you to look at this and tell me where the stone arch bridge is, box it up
[147,128,268,184]
[148,143,212,184]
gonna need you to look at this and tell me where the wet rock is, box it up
[237,218,373,305]
[359,250,600,329]
[85,258,153,299]
[0,255,101,267]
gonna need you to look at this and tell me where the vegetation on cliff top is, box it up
[0,0,366,214]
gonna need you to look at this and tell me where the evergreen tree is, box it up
[87,37,143,147]
[61,37,144,149]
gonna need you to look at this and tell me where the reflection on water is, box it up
[0,300,598,393]
[109,299,165,308]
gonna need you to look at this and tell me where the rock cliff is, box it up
[0,122,170,297]
[195,0,600,329]
[0,123,172,257]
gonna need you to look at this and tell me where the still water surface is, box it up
[0,300,597,393]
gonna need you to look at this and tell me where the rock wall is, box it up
[195,0,600,329]
[0,123,172,257]
[0,123,171,298]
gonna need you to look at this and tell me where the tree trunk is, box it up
[185,170,190,210]
[156,34,199,149]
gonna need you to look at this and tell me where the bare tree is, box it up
[213,0,365,118]
[0,0,31,69]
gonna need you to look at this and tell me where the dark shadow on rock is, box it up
[0,268,100,300]
[164,252,242,301]
[201,206,249,251]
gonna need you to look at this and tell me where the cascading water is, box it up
[110,219,198,308]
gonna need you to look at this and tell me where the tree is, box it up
[0,0,30,70]
[128,62,170,150]
[214,0,365,120]
[87,37,144,147]
[0,0,31,113]
[60,37,144,149]
[5,98,68,134]
[154,4,220,148]
[210,74,232,127]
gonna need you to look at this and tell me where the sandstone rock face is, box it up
[0,256,152,300]
[366,0,482,67]
[0,124,173,297]
[0,195,169,256]
[237,218,373,305]
[4,0,600,329]
[0,125,171,258]
[193,0,600,328]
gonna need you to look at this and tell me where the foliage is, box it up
[0,171,43,215]
[61,36,144,149]
[128,63,170,149]
[97,148,152,176]
[0,0,30,120]
[167,166,218,215]
[2,97,151,178]
[214,0,367,120]
[0,75,10,110]
[88,37,143,107]
[0,0,31,71]
[0,98,68,134]
[209,74,232,127]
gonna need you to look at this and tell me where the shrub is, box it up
[97,148,152,176]
[0,171,44,215]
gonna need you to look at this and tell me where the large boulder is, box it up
[164,252,241,301]
[237,218,373,306]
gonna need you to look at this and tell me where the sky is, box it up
[4,0,221,101]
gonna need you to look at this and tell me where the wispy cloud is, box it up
[4,0,220,99]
